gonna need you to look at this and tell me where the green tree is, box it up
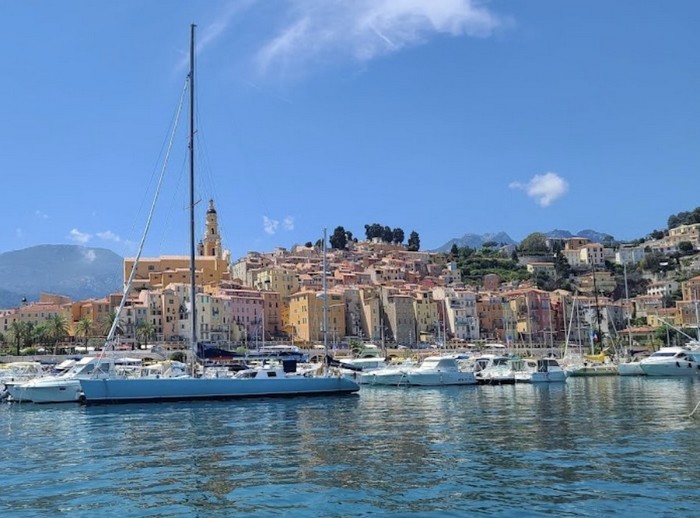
[518,232,550,255]
[407,231,420,251]
[75,317,94,346]
[102,309,123,338]
[329,226,348,250]
[382,226,393,243]
[392,228,405,245]
[136,319,155,349]
[48,314,69,354]
[364,223,383,240]
[678,241,694,254]
[8,321,24,355]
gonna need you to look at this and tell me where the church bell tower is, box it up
[198,199,222,258]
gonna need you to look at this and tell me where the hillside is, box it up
[0,245,122,307]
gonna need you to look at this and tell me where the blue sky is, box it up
[3,1,699,260]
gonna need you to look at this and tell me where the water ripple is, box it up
[3,378,700,516]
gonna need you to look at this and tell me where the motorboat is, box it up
[337,357,388,380]
[359,355,477,386]
[562,352,618,377]
[617,359,645,376]
[8,356,124,404]
[0,361,45,385]
[639,346,700,377]
[472,354,516,385]
[510,358,567,383]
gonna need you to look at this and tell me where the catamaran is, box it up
[79,25,358,404]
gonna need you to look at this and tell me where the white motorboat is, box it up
[510,358,568,383]
[472,354,516,385]
[618,360,645,376]
[337,357,388,381]
[359,355,477,386]
[9,356,121,404]
[639,346,700,377]
[0,361,45,385]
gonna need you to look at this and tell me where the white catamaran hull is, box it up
[79,376,359,404]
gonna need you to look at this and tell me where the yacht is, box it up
[639,346,700,377]
[8,356,122,404]
[472,355,516,385]
[510,358,568,383]
[359,355,477,386]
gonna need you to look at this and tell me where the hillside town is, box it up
[2,200,700,356]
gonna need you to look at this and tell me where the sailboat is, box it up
[79,25,359,404]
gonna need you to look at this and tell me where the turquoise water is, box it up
[2,377,700,517]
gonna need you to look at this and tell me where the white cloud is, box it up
[283,216,295,231]
[97,230,122,243]
[256,0,504,74]
[69,228,92,244]
[263,216,279,235]
[80,249,97,263]
[509,172,569,207]
[35,210,49,220]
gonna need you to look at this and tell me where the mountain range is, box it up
[0,245,122,308]
[434,229,615,252]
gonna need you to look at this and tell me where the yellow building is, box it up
[288,290,345,344]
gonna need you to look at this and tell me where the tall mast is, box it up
[322,228,328,356]
[189,24,197,354]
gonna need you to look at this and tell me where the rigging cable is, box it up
[98,79,189,363]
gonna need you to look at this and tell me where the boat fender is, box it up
[689,363,693,368]
[676,361,680,368]
[78,394,87,405]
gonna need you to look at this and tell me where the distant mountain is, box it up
[435,228,616,253]
[435,232,518,252]
[0,245,122,308]
[544,229,615,243]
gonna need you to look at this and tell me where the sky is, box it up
[3,1,699,261]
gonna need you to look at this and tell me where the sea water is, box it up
[2,377,700,517]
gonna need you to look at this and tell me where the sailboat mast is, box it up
[189,24,197,353]
[322,228,328,354]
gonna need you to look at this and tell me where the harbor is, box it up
[3,376,700,516]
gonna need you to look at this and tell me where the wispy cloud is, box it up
[510,172,569,207]
[35,210,49,220]
[255,0,504,75]
[176,0,258,70]
[96,230,122,243]
[283,216,295,231]
[69,228,92,244]
[263,216,279,235]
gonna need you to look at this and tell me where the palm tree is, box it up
[48,314,69,354]
[75,317,94,346]
[33,323,50,351]
[136,319,155,349]
[102,309,123,339]
[9,321,24,355]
